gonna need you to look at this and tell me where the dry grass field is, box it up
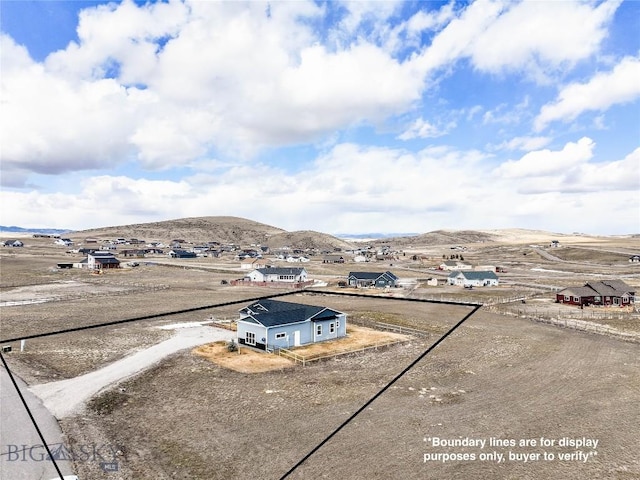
[1,225,639,479]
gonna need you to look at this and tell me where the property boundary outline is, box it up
[0,288,482,480]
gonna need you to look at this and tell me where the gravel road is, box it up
[29,325,233,418]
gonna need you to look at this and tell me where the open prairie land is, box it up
[1,228,638,479]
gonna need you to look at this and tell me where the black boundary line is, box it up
[0,289,299,344]
[1,287,481,480]
[279,302,483,480]
[0,289,479,344]
[0,351,66,480]
[304,288,480,307]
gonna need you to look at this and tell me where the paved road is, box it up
[29,325,232,419]
[0,365,76,480]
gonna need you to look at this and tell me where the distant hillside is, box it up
[377,229,499,246]
[377,228,615,246]
[0,225,71,235]
[268,230,355,251]
[72,216,285,245]
[70,217,353,251]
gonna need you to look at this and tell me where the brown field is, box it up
[1,227,639,479]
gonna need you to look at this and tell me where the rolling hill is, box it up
[70,216,355,251]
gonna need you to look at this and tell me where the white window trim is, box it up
[275,332,286,339]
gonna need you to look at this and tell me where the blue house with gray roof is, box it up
[237,299,347,351]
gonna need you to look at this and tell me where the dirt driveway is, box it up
[29,325,234,418]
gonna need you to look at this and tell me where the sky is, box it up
[1,0,639,235]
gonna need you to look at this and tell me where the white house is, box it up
[448,271,499,287]
[247,267,308,283]
[2,239,23,247]
[286,255,310,263]
[439,260,472,271]
[87,252,121,270]
[241,258,268,270]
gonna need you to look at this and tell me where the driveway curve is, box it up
[29,325,233,419]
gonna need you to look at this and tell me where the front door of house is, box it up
[293,331,300,347]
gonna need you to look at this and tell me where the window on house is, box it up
[336,320,340,329]
[613,298,620,305]
[573,296,580,302]
[330,323,335,334]
[246,332,255,345]
[316,324,322,336]
[564,295,570,301]
[275,333,286,339]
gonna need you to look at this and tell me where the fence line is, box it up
[273,338,408,366]
[487,306,640,344]
[348,317,433,338]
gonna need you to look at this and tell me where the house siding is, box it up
[236,304,347,350]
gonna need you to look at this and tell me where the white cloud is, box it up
[468,0,621,79]
[416,0,620,81]
[491,136,552,152]
[416,0,507,73]
[494,137,595,178]
[3,140,636,234]
[492,138,638,195]
[1,1,428,176]
[0,35,137,177]
[534,55,640,131]
[397,117,454,140]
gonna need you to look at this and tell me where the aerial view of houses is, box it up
[236,299,347,350]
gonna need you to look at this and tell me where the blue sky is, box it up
[1,0,638,234]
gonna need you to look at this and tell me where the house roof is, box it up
[239,299,343,328]
[95,257,120,264]
[558,286,599,297]
[558,280,634,297]
[449,270,498,280]
[255,267,305,276]
[348,271,398,281]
